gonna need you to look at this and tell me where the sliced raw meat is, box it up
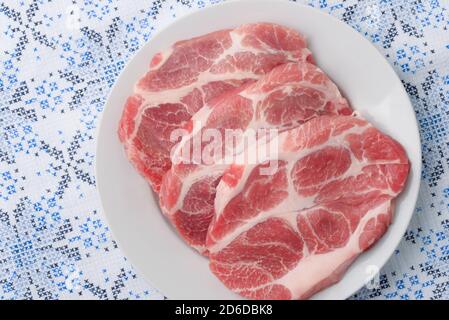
[207,115,409,300]
[159,62,352,253]
[118,23,313,191]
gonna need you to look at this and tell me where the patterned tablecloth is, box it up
[0,0,448,300]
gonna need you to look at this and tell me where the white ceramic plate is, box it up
[96,0,421,300]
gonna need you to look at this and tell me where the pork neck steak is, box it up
[206,115,409,300]
[159,62,352,253]
[118,23,313,191]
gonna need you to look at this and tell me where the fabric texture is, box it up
[0,0,448,300]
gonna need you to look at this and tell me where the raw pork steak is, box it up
[159,62,351,253]
[207,115,409,299]
[118,23,313,191]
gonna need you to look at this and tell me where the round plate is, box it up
[96,0,421,300]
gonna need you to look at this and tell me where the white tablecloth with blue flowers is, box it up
[0,0,448,300]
